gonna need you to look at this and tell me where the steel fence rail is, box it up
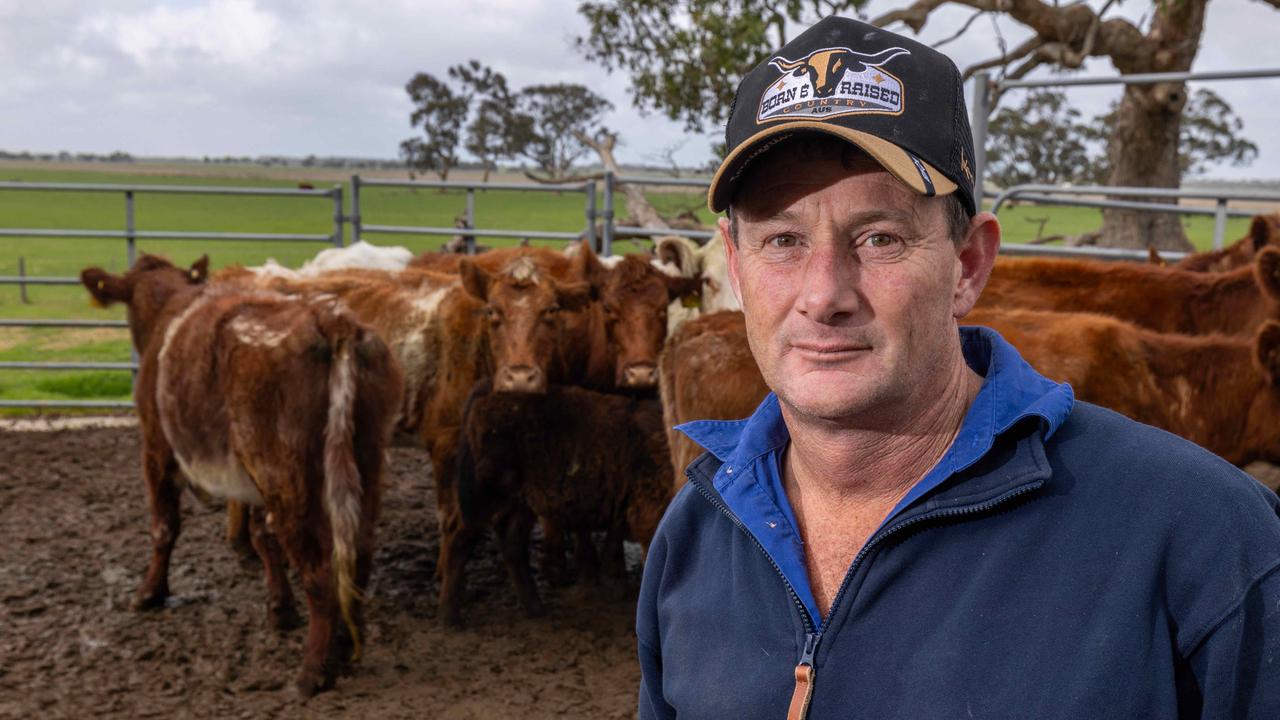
[0,276,85,286]
[613,226,717,241]
[999,243,1188,263]
[0,228,335,242]
[0,181,339,198]
[0,319,127,328]
[360,224,584,241]
[0,361,136,370]
[0,400,134,409]
[995,194,1259,217]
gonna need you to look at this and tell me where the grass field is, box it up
[0,160,1263,409]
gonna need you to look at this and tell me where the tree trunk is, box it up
[1100,82,1193,251]
[1096,0,1205,251]
[576,131,670,230]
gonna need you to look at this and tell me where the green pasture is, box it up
[0,163,1259,410]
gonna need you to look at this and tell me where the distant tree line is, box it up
[401,60,613,182]
[0,150,135,162]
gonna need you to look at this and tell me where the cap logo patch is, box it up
[758,46,910,124]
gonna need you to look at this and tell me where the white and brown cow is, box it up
[81,254,403,697]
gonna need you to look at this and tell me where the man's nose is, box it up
[795,241,860,324]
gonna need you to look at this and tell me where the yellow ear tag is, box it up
[681,294,701,309]
[97,280,105,290]
[190,269,199,280]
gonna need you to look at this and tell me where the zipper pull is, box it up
[786,633,819,720]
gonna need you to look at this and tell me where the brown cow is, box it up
[661,307,1280,475]
[443,380,673,623]
[81,254,403,697]
[1165,213,1280,272]
[966,307,1280,467]
[979,246,1280,335]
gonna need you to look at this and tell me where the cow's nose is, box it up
[495,365,546,394]
[621,363,658,388]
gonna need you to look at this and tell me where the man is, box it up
[637,16,1280,719]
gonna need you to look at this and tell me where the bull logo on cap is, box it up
[770,47,910,98]
[758,46,911,123]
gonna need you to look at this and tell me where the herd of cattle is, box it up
[75,212,1280,696]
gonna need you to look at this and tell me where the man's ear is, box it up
[189,255,210,284]
[459,259,491,301]
[81,268,130,308]
[719,218,744,307]
[953,211,1001,318]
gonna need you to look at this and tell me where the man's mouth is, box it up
[788,342,871,360]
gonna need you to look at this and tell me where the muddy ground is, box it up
[0,426,640,719]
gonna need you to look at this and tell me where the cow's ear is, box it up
[81,267,130,308]
[1250,215,1276,251]
[1146,246,1166,267]
[459,259,491,301]
[189,255,210,284]
[555,280,593,312]
[1256,247,1280,304]
[665,275,704,304]
[570,239,607,286]
[1255,321,1280,384]
[655,236,689,273]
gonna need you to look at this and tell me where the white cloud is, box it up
[80,0,279,68]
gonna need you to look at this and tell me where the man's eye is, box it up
[768,235,798,248]
[865,234,897,248]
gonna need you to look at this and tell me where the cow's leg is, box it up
[295,549,338,698]
[496,507,543,618]
[600,523,629,600]
[248,508,300,631]
[437,511,482,628]
[226,501,258,569]
[133,443,181,611]
[575,529,601,584]
[539,516,569,586]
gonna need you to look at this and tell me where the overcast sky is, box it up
[1,0,1276,180]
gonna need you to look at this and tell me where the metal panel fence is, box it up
[0,181,344,409]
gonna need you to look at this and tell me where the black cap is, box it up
[708,16,977,215]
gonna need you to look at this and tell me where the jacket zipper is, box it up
[691,468,1041,720]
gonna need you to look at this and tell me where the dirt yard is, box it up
[0,426,640,719]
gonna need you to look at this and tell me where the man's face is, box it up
[722,146,981,427]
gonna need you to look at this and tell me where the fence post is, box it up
[584,180,598,251]
[124,190,136,266]
[970,72,990,206]
[602,172,615,256]
[1212,198,1228,250]
[465,189,476,254]
[350,175,362,243]
[18,256,29,304]
[332,186,344,247]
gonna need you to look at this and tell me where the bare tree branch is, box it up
[933,9,985,48]
[962,37,1043,81]
[869,0,958,32]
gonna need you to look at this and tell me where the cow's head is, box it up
[575,243,702,389]
[460,255,590,394]
[80,254,209,351]
[769,47,909,100]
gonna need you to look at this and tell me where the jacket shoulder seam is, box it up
[1179,555,1280,657]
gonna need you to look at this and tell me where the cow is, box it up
[571,242,704,389]
[442,380,673,623]
[979,246,1280,335]
[769,46,910,98]
[80,254,403,697]
[659,311,771,485]
[661,307,1280,477]
[654,234,741,334]
[300,239,413,275]
[966,307,1280,468]
[1151,213,1280,273]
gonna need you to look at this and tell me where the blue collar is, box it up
[676,326,1075,627]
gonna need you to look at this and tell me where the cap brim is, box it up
[707,121,958,213]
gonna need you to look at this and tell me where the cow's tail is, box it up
[324,330,364,661]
